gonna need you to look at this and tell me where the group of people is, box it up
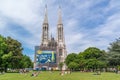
[60,70,71,75]
[19,69,29,74]
[19,68,72,77]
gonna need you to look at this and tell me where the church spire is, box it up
[43,5,48,24]
[41,5,49,45]
[58,6,62,24]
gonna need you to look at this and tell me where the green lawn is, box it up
[0,71,120,80]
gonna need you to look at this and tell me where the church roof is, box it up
[48,37,57,47]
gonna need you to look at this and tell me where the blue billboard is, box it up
[36,50,56,64]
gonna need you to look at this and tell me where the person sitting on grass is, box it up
[31,72,39,77]
[31,73,34,77]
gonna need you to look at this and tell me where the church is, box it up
[34,6,67,70]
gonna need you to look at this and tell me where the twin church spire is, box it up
[43,5,62,25]
[40,5,67,70]
[42,5,64,45]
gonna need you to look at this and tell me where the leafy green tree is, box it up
[108,55,120,67]
[0,35,33,72]
[85,59,106,72]
[0,35,7,72]
[82,47,104,59]
[107,38,120,70]
[108,38,120,53]
[68,62,79,71]
[78,59,86,70]
[65,48,107,71]
[59,62,64,71]
[65,53,77,66]
[5,37,23,69]
[20,55,33,68]
[65,53,80,71]
[2,52,12,72]
[80,47,107,71]
[77,53,86,70]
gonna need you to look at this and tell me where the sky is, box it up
[0,0,120,61]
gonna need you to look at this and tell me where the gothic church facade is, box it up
[34,6,67,70]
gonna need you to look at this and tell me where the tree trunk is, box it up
[4,65,8,72]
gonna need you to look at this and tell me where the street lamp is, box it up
[47,59,51,70]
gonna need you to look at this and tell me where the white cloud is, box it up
[97,12,120,37]
[0,0,120,59]
[0,0,44,35]
[106,0,120,11]
[0,18,6,29]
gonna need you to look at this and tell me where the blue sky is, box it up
[0,0,120,61]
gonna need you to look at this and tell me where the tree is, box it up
[20,55,33,68]
[107,38,120,71]
[78,59,86,71]
[68,62,79,71]
[65,53,77,66]
[0,35,7,72]
[65,53,80,70]
[82,47,104,59]
[108,38,120,53]
[77,53,86,70]
[77,47,107,71]
[85,59,106,72]
[2,52,13,72]
[59,62,64,71]
[0,35,33,72]
[5,37,23,69]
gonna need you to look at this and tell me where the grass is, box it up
[0,71,120,80]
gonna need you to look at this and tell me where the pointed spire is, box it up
[58,6,62,24]
[43,4,48,24]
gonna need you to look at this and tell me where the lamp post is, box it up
[47,59,50,70]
